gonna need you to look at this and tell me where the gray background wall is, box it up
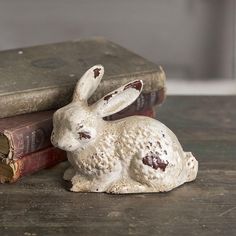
[0,0,235,80]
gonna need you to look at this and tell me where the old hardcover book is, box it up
[0,147,66,183]
[0,90,162,160]
[0,37,166,118]
[0,110,54,160]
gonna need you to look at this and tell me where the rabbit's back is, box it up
[116,116,184,161]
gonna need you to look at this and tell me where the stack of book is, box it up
[0,38,166,183]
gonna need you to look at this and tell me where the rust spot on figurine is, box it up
[78,131,91,140]
[142,155,169,171]
[93,68,101,78]
[51,65,198,194]
[124,80,142,91]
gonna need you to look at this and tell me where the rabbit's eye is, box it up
[77,131,91,140]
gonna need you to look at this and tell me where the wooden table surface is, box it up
[0,96,235,236]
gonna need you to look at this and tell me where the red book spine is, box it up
[3,117,53,160]
[8,147,66,183]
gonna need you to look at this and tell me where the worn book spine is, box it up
[0,147,66,183]
[2,117,53,160]
[1,90,162,160]
[0,69,165,119]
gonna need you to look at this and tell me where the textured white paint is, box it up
[51,65,198,194]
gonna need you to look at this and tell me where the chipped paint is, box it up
[104,91,118,101]
[142,155,169,171]
[93,68,101,78]
[124,80,142,91]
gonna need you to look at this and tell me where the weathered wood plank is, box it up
[0,96,235,236]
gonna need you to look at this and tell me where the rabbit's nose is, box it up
[52,140,59,147]
[51,136,56,145]
[51,131,55,141]
[51,135,59,147]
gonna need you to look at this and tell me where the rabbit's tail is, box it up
[185,152,198,182]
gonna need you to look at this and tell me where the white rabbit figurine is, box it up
[51,65,198,193]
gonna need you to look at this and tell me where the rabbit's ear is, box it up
[93,80,143,117]
[72,65,104,102]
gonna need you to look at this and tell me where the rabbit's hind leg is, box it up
[107,153,159,193]
[107,178,149,194]
[128,152,166,192]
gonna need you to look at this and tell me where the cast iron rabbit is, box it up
[51,65,198,193]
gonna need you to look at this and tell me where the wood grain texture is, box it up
[0,96,235,236]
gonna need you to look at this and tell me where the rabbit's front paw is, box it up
[68,174,90,192]
[63,167,76,181]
